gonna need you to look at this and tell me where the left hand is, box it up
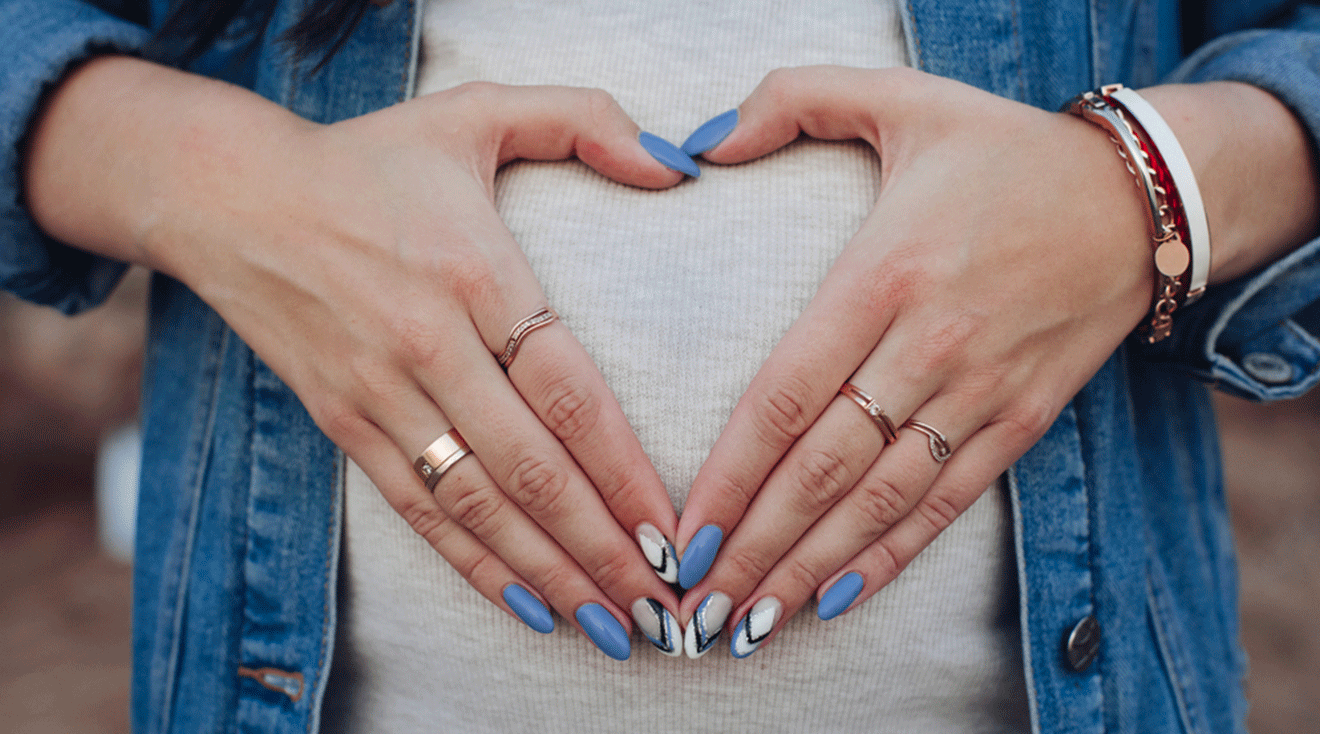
[673,66,1161,657]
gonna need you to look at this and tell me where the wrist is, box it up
[23,54,314,281]
[1136,82,1320,285]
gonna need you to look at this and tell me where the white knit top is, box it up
[323,1,1030,731]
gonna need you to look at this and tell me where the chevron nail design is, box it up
[636,523,679,584]
[730,597,782,659]
[684,591,732,659]
[632,598,682,656]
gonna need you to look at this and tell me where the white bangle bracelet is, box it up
[1109,87,1210,303]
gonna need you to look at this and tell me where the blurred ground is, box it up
[1,275,1318,732]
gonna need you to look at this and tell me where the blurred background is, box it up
[1,271,1317,732]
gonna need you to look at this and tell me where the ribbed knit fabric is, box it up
[324,1,1030,731]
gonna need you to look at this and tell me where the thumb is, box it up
[682,66,926,164]
[450,83,693,188]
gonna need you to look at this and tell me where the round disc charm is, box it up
[1155,237,1190,276]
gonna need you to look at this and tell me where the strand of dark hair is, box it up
[144,0,371,72]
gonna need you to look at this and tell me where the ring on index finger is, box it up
[839,382,898,444]
[497,307,558,369]
[414,428,472,490]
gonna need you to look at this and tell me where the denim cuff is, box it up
[0,0,148,314]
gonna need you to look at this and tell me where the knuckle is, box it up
[761,67,801,104]
[445,472,509,537]
[999,398,1056,446]
[397,494,450,541]
[871,537,906,579]
[723,549,772,584]
[588,552,633,594]
[856,262,920,320]
[788,446,854,514]
[780,556,822,594]
[456,550,500,586]
[538,372,602,445]
[536,563,578,597]
[389,317,445,368]
[595,469,651,513]
[705,474,760,515]
[581,88,620,121]
[315,399,370,445]
[913,492,961,534]
[853,476,910,530]
[507,452,572,518]
[753,374,816,445]
[446,81,501,114]
[437,250,500,309]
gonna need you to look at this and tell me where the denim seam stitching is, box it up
[154,322,230,733]
[307,451,345,734]
[1146,561,1205,734]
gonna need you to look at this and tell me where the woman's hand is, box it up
[673,66,1320,658]
[25,57,692,659]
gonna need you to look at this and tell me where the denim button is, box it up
[1242,352,1294,385]
[1063,616,1101,672]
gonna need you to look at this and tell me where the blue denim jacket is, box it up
[3,1,1320,732]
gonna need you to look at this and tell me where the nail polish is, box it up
[575,603,631,661]
[636,523,679,584]
[817,572,865,621]
[730,597,782,659]
[503,584,554,633]
[639,131,701,178]
[683,591,732,659]
[631,598,682,656]
[677,524,723,589]
[681,109,738,155]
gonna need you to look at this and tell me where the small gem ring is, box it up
[839,382,898,444]
[496,307,557,369]
[413,428,472,490]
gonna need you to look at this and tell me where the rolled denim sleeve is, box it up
[0,0,149,314]
[1142,7,1320,402]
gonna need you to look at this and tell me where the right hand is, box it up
[26,60,687,659]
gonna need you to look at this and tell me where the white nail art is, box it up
[684,591,732,659]
[636,522,679,583]
[631,598,682,657]
[731,597,782,659]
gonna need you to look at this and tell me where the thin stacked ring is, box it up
[496,307,557,369]
[838,382,898,444]
[413,428,472,491]
[903,420,952,463]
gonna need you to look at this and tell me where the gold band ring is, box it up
[904,420,952,463]
[413,428,472,490]
[496,307,557,369]
[839,382,898,444]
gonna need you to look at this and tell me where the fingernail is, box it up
[636,522,678,584]
[730,596,782,659]
[639,131,701,178]
[681,109,738,155]
[503,584,554,633]
[684,591,732,659]
[631,598,682,657]
[677,525,723,589]
[575,603,631,661]
[817,572,864,621]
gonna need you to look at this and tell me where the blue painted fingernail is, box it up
[677,525,723,589]
[575,603,631,660]
[639,131,701,178]
[503,584,554,633]
[817,572,865,621]
[681,109,738,155]
[730,597,782,659]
